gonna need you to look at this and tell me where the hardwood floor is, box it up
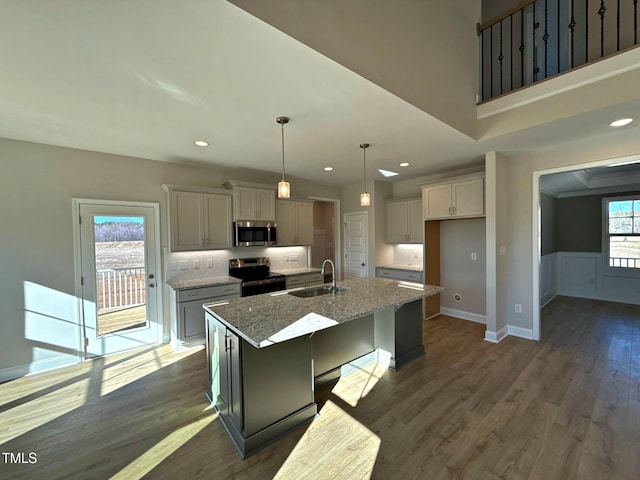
[1,295,639,479]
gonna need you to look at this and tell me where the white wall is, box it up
[0,138,339,380]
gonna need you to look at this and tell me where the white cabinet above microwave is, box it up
[223,181,276,222]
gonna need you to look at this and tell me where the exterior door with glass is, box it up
[77,201,161,358]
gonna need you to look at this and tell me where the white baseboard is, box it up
[439,307,486,324]
[540,294,557,309]
[507,325,534,340]
[0,356,77,383]
[484,325,508,343]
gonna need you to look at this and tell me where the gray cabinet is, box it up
[376,267,423,283]
[285,272,323,289]
[171,283,240,350]
[206,312,316,458]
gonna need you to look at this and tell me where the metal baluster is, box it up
[520,9,526,86]
[510,14,514,91]
[635,0,638,45]
[544,0,549,78]
[499,20,504,94]
[490,24,494,98]
[481,30,485,100]
[569,0,576,68]
[586,0,589,64]
[616,0,620,51]
[534,2,537,82]
[557,0,561,73]
[598,0,607,57]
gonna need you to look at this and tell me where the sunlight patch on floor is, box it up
[274,400,380,479]
[330,362,388,408]
[99,345,202,397]
[0,378,90,443]
[110,414,214,480]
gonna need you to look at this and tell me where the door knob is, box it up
[149,283,155,288]
[148,274,155,279]
[361,263,365,266]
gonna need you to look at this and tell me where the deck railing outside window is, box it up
[478,0,639,101]
[96,266,146,312]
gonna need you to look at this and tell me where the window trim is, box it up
[602,195,640,272]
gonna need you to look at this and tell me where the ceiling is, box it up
[0,1,638,188]
[540,160,640,197]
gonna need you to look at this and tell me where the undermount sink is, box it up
[288,285,349,298]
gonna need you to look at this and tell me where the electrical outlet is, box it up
[515,304,522,313]
[178,261,188,270]
[193,260,200,269]
[207,258,214,268]
[288,253,299,262]
[499,246,507,256]
[471,252,477,261]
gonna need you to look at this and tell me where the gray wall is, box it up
[540,193,557,255]
[555,190,640,253]
[440,218,487,315]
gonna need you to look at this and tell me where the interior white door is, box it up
[78,201,161,358]
[343,212,368,278]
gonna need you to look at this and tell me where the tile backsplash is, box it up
[164,246,309,282]
[392,244,423,267]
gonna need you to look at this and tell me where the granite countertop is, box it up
[377,264,424,273]
[204,277,443,349]
[272,267,323,276]
[166,276,241,290]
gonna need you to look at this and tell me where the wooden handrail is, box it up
[477,0,537,35]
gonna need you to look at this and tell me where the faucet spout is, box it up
[321,259,337,293]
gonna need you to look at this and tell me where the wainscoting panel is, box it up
[540,253,557,307]
[556,252,640,306]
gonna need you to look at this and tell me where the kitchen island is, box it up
[204,277,443,458]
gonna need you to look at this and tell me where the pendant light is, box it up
[276,116,291,199]
[360,143,371,206]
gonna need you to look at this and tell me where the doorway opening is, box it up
[309,198,341,281]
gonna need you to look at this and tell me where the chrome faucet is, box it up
[321,259,337,293]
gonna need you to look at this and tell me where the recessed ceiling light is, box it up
[610,118,633,127]
[194,140,209,147]
[378,169,399,177]
[399,162,410,167]
[324,166,334,171]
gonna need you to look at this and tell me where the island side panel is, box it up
[374,299,424,369]
[242,335,315,437]
[313,314,375,387]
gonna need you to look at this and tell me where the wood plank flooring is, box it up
[1,295,639,479]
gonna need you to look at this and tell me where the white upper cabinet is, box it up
[231,186,276,221]
[276,199,313,246]
[163,185,233,251]
[422,177,484,220]
[387,199,423,244]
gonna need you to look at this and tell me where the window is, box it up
[606,197,640,269]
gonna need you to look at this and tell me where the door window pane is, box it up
[94,215,148,335]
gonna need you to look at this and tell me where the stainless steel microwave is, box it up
[234,221,277,247]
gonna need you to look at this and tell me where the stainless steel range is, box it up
[229,257,286,297]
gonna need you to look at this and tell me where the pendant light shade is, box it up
[360,143,370,206]
[276,116,291,199]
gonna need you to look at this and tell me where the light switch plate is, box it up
[193,260,200,269]
[207,258,214,268]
